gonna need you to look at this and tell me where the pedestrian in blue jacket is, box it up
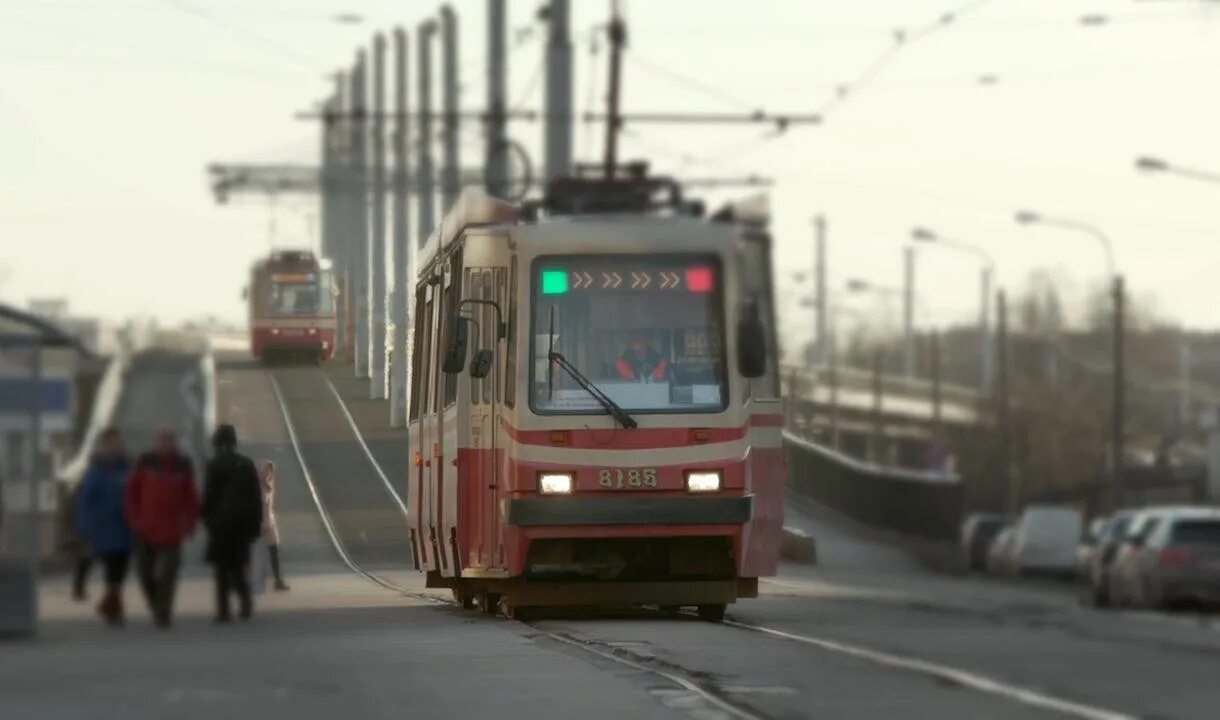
[75,428,133,626]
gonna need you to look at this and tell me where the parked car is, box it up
[1109,506,1220,609]
[961,513,1008,573]
[1008,504,1083,578]
[986,526,1017,576]
[1084,509,1139,607]
[1077,516,1108,580]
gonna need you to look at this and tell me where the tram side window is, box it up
[504,257,517,408]
[467,269,481,406]
[421,296,436,416]
[408,285,427,421]
[441,252,463,408]
[738,237,780,401]
[482,271,495,405]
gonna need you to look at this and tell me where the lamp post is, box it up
[1015,210,1124,510]
[911,226,996,392]
[1136,156,1220,186]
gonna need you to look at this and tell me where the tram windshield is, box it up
[266,270,334,317]
[531,255,726,414]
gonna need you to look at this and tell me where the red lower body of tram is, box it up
[410,414,784,618]
[250,316,336,363]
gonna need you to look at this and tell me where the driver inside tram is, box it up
[614,334,669,382]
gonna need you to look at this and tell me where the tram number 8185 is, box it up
[599,468,658,489]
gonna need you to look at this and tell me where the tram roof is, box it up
[418,188,740,270]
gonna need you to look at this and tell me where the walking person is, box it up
[68,479,94,601]
[74,428,133,625]
[258,460,290,592]
[202,424,262,623]
[124,428,198,629]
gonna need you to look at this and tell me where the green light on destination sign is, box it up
[541,270,569,295]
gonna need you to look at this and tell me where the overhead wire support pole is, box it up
[326,72,348,359]
[370,33,388,399]
[603,3,626,179]
[391,27,411,427]
[485,0,509,197]
[350,52,370,378]
[417,20,438,250]
[543,0,573,183]
[440,5,460,213]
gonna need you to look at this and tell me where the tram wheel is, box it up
[478,592,501,616]
[453,588,475,610]
[696,604,726,623]
[502,603,537,622]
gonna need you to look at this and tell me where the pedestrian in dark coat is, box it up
[124,428,198,629]
[202,424,263,623]
[75,427,133,625]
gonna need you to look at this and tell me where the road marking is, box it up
[321,372,410,520]
[724,619,1136,720]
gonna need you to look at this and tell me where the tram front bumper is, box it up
[502,495,753,527]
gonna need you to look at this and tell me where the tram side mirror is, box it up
[737,298,767,379]
[470,349,494,379]
[442,316,469,374]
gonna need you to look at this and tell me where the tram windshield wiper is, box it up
[548,351,638,430]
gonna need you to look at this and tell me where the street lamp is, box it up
[1135,155,1220,186]
[1015,209,1125,510]
[910,226,996,392]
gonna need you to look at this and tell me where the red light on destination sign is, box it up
[686,267,714,293]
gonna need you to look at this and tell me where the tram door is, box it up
[434,254,462,576]
[409,281,438,572]
[467,265,507,569]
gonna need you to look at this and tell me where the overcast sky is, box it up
[2,0,1219,349]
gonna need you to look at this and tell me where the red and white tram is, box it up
[247,250,337,363]
[407,181,782,620]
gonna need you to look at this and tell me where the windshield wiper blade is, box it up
[548,351,638,430]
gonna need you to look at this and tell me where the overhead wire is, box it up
[159,0,326,72]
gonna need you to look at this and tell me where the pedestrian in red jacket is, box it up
[124,428,198,628]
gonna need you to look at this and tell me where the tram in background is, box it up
[246,250,337,363]
[406,169,783,621]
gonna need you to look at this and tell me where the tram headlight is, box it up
[307,327,318,335]
[538,472,574,495]
[270,328,281,335]
[685,470,722,493]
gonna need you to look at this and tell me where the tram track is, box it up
[268,366,768,720]
[269,363,1138,720]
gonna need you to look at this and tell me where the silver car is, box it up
[1109,507,1220,610]
[1083,509,1138,607]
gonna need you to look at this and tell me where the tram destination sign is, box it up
[541,266,715,295]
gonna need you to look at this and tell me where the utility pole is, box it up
[440,5,460,213]
[350,53,370,378]
[871,348,883,464]
[543,0,572,183]
[370,34,388,399]
[814,215,827,365]
[603,3,626,179]
[828,319,839,449]
[903,246,916,378]
[979,265,993,391]
[485,0,509,197]
[996,288,1011,512]
[1113,274,1126,511]
[1179,337,1191,433]
[327,72,348,359]
[390,27,411,427]
[417,21,437,249]
[931,330,942,438]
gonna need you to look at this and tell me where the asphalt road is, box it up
[13,352,1216,720]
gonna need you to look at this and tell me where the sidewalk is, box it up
[3,570,675,720]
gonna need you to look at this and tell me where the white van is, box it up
[1010,505,1083,577]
